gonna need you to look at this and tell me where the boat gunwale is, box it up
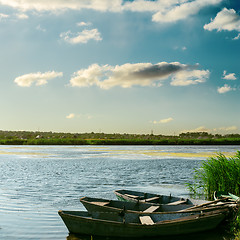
[80,196,235,214]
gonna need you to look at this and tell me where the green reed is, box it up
[188,151,240,200]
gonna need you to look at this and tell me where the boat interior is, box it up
[81,197,193,212]
[115,189,191,204]
[61,210,198,225]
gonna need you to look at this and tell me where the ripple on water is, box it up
[0,145,238,239]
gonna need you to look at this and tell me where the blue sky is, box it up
[0,0,239,135]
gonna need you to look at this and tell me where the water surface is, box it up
[0,145,239,239]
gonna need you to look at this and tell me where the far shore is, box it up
[0,130,240,145]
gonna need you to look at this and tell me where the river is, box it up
[0,145,239,240]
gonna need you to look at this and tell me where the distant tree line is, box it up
[0,130,240,145]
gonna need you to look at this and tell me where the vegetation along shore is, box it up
[188,151,240,239]
[0,130,240,145]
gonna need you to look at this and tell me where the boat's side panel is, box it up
[59,211,226,238]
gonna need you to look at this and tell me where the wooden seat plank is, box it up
[91,201,110,206]
[143,206,160,213]
[139,216,154,225]
[167,200,187,205]
[125,194,140,199]
[145,196,160,202]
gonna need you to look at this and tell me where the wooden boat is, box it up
[58,208,232,238]
[114,189,194,204]
[80,196,194,213]
[80,196,236,214]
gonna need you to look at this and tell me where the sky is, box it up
[0,0,239,135]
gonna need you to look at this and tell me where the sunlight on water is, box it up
[0,145,239,239]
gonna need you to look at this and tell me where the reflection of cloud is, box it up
[222,70,237,80]
[70,62,209,89]
[60,29,102,44]
[204,8,240,39]
[217,84,234,93]
[14,71,63,87]
[152,117,173,124]
[0,0,222,23]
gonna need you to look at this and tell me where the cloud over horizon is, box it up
[70,62,209,89]
[152,117,173,124]
[66,113,93,120]
[182,125,238,133]
[14,71,63,87]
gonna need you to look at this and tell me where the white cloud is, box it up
[183,125,238,133]
[0,12,28,21]
[0,0,123,12]
[152,0,222,23]
[77,21,91,27]
[219,126,237,131]
[153,117,173,124]
[66,113,93,120]
[217,84,234,93]
[79,114,93,119]
[222,70,237,80]
[204,8,240,33]
[0,13,9,20]
[66,113,75,119]
[233,33,240,40]
[70,62,208,89]
[70,64,109,87]
[16,13,29,19]
[14,71,63,87]
[36,24,46,32]
[60,28,102,44]
[182,126,210,133]
[0,0,222,23]
[174,46,187,51]
[171,69,210,86]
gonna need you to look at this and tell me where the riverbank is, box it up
[1,138,240,145]
[1,130,240,145]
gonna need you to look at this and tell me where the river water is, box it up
[0,145,239,240]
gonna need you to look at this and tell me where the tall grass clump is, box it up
[188,151,240,200]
